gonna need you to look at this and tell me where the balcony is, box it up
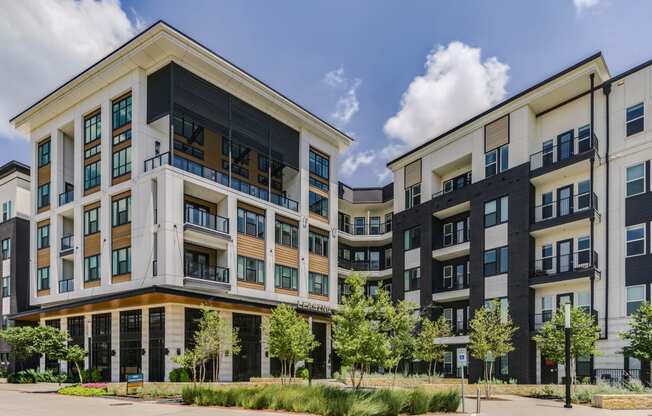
[433,279,470,302]
[533,309,604,336]
[145,152,299,212]
[338,221,391,240]
[432,230,470,261]
[529,134,598,177]
[432,171,472,199]
[185,206,229,234]
[60,235,74,257]
[58,189,74,206]
[58,278,74,293]
[530,251,600,286]
[184,260,229,285]
[338,259,392,278]
[531,192,599,233]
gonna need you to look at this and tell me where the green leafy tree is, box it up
[0,326,38,362]
[468,300,518,398]
[64,345,87,384]
[621,302,652,385]
[332,273,389,389]
[0,325,70,371]
[414,316,452,381]
[194,307,241,382]
[264,304,319,383]
[173,349,203,384]
[533,307,600,386]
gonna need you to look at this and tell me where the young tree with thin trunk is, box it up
[533,306,600,387]
[264,304,319,383]
[194,307,241,382]
[621,302,652,385]
[64,345,87,384]
[414,316,452,381]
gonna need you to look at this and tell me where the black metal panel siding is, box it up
[432,255,470,293]
[382,183,394,202]
[432,212,469,251]
[625,161,652,286]
[146,64,171,123]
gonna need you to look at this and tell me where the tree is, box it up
[64,345,87,384]
[264,304,319,383]
[332,273,389,389]
[373,286,419,383]
[468,300,518,398]
[173,349,203,384]
[533,307,600,386]
[194,307,241,382]
[414,316,452,381]
[0,326,38,362]
[621,302,652,385]
[0,325,69,370]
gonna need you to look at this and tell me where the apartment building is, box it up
[388,52,652,384]
[0,161,31,371]
[10,21,352,382]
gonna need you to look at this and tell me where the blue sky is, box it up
[3,0,652,186]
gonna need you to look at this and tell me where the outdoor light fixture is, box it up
[164,348,170,356]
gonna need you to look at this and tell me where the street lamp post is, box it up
[564,303,572,409]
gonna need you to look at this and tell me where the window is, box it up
[443,351,453,374]
[1,238,10,259]
[237,255,264,284]
[385,213,392,232]
[484,196,508,227]
[577,291,590,314]
[309,272,329,296]
[404,183,421,209]
[309,232,329,257]
[84,255,100,282]
[84,161,101,190]
[275,265,298,290]
[404,226,421,251]
[627,285,646,316]
[237,208,265,239]
[404,267,420,291]
[456,264,466,288]
[309,191,328,217]
[443,223,453,246]
[84,143,101,159]
[626,224,646,257]
[173,113,203,143]
[112,95,132,130]
[112,128,132,145]
[309,149,329,180]
[484,246,508,276]
[626,102,644,136]
[1,276,9,298]
[485,144,508,177]
[369,217,381,235]
[275,220,298,248]
[353,217,365,235]
[577,236,591,267]
[37,267,50,290]
[112,147,131,178]
[542,139,554,166]
[385,248,392,268]
[2,200,12,221]
[112,247,131,276]
[37,224,50,249]
[541,244,553,271]
[542,296,553,322]
[37,141,50,167]
[577,125,591,152]
[541,192,553,219]
[84,112,101,144]
[309,176,328,192]
[37,183,50,209]
[112,196,131,227]
[443,265,453,289]
[84,207,100,235]
[577,180,591,210]
[626,163,646,197]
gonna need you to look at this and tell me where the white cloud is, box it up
[573,0,600,12]
[0,0,139,139]
[323,67,346,88]
[383,41,509,147]
[340,148,375,177]
[376,168,392,184]
[323,67,361,126]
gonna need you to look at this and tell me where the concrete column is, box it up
[260,315,270,377]
[227,194,238,291]
[100,192,111,287]
[141,307,149,381]
[84,315,92,370]
[60,318,68,374]
[265,210,275,293]
[164,304,184,381]
[100,100,111,192]
[220,310,233,382]
[111,310,120,382]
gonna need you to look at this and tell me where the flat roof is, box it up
[0,160,30,180]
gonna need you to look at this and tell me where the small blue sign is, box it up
[127,373,144,383]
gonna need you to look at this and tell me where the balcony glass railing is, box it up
[185,206,229,234]
[58,190,74,206]
[145,152,299,212]
[60,235,73,252]
[532,251,598,277]
[533,192,598,223]
[338,221,391,236]
[530,134,598,171]
[184,260,229,284]
[59,278,74,293]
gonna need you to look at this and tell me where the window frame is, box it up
[274,264,298,290]
[84,111,101,144]
[112,94,132,130]
[309,191,329,218]
[237,207,265,239]
[1,238,10,260]
[112,247,131,276]
[626,102,644,137]
[404,183,421,209]
[403,267,421,291]
[309,231,329,257]
[443,265,453,289]
[309,149,330,181]
[112,146,132,178]
[37,183,50,209]
[484,246,509,277]
[274,220,298,248]
[37,267,50,290]
[626,284,646,316]
[626,223,646,257]
[485,144,508,177]
[84,207,100,235]
[37,141,50,167]
[111,196,132,227]
[404,226,421,251]
[84,160,101,190]
[84,254,101,282]
[626,163,646,198]
[237,255,265,284]
[308,272,329,296]
[37,224,50,249]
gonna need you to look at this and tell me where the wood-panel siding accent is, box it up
[37,289,50,297]
[84,233,101,257]
[84,186,100,197]
[112,123,131,137]
[111,223,131,250]
[237,234,265,259]
[275,245,298,268]
[37,219,50,227]
[84,280,101,289]
[275,288,298,296]
[84,153,101,165]
[185,195,217,214]
[309,226,329,238]
[112,190,131,201]
[404,159,422,188]
[37,249,50,268]
[112,274,131,283]
[309,212,328,223]
[237,202,265,216]
[309,294,329,302]
[84,138,101,151]
[485,115,509,152]
[237,281,265,290]
[309,185,329,198]
[111,172,131,186]
[309,253,329,274]
[112,138,131,153]
[84,201,101,211]
[37,164,50,186]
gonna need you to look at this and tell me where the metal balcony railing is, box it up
[59,278,74,293]
[338,258,390,272]
[432,172,472,199]
[184,261,229,284]
[530,134,598,171]
[60,235,74,252]
[441,276,469,291]
[532,251,598,277]
[185,206,229,234]
[58,189,74,206]
[338,221,391,236]
[594,369,641,385]
[533,192,599,223]
[442,228,470,248]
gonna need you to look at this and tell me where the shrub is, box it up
[169,367,191,382]
[402,389,430,415]
[428,390,460,413]
[8,369,62,384]
[58,385,112,397]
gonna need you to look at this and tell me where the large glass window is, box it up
[112,196,131,227]
[541,244,553,271]
[112,247,131,276]
[626,224,646,257]
[2,200,12,221]
[309,149,329,181]
[309,272,329,296]
[112,128,131,146]
[577,180,591,210]
[112,147,132,178]
[84,255,100,282]
[627,285,646,316]
[626,163,646,197]
[309,191,329,218]
[37,183,50,209]
[37,267,50,290]
[275,220,298,248]
[237,208,265,239]
[1,276,9,298]
[84,207,100,235]
[38,141,50,167]
[542,296,553,322]
[404,226,421,251]
[626,102,644,136]
[237,255,265,284]
[84,112,101,144]
[405,183,421,209]
[443,265,453,289]
[404,267,420,291]
[37,224,49,249]
[484,196,508,227]
[484,246,508,276]
[274,265,298,290]
[485,144,508,177]
[173,113,204,143]
[112,95,132,130]
[309,232,329,256]
[1,239,10,259]
[84,161,101,190]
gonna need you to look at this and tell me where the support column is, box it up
[164,304,184,382]
[141,307,149,381]
[260,314,270,377]
[111,310,120,382]
[220,310,233,382]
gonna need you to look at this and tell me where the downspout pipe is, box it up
[602,81,611,339]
